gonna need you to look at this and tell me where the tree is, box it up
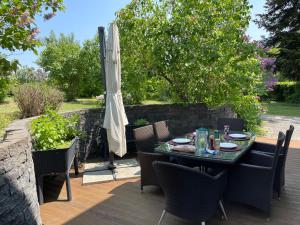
[14,66,48,83]
[77,37,103,97]
[38,32,81,101]
[38,33,103,100]
[256,0,300,80]
[0,0,64,76]
[116,0,264,130]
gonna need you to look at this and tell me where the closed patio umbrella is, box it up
[103,23,128,162]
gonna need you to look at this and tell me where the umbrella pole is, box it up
[98,26,116,170]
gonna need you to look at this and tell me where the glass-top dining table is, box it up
[155,131,256,166]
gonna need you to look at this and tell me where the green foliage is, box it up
[14,66,48,84]
[134,118,149,126]
[13,83,64,118]
[232,95,264,132]
[38,32,81,101]
[266,81,299,103]
[77,37,103,97]
[38,33,103,101]
[256,0,300,80]
[31,110,81,150]
[117,0,263,130]
[0,0,64,76]
[0,77,9,103]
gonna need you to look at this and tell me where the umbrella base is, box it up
[108,152,116,170]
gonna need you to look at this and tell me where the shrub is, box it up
[269,81,297,102]
[134,118,149,126]
[286,83,300,103]
[31,110,81,150]
[13,83,64,118]
[0,77,9,103]
[232,95,264,132]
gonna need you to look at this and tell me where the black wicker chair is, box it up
[217,117,244,131]
[133,125,157,153]
[153,161,228,225]
[250,125,294,198]
[225,132,285,217]
[133,125,169,191]
[153,120,172,142]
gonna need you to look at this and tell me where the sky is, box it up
[7,0,268,67]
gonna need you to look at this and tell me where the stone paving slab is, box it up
[261,115,300,141]
[83,159,140,185]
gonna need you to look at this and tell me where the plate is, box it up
[172,138,191,144]
[220,142,237,149]
[229,133,247,139]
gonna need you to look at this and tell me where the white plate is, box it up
[172,138,191,144]
[229,133,247,139]
[220,142,237,149]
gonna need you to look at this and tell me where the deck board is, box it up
[41,147,300,225]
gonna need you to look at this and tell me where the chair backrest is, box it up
[217,117,244,131]
[283,125,294,153]
[281,125,294,171]
[153,120,171,142]
[272,131,286,174]
[133,125,157,152]
[153,161,227,222]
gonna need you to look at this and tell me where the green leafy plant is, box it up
[0,77,9,103]
[0,0,64,76]
[134,118,149,126]
[31,110,81,150]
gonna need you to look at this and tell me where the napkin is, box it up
[172,145,196,153]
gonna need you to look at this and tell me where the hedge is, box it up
[267,81,300,103]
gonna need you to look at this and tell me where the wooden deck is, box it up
[41,141,300,225]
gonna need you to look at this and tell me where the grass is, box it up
[265,101,300,117]
[0,97,101,137]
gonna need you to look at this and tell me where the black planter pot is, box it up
[32,137,79,204]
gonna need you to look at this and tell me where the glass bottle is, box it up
[214,130,220,150]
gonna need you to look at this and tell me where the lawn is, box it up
[265,102,300,117]
[0,97,100,137]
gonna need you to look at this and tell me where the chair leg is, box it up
[201,222,206,225]
[65,173,72,201]
[219,200,228,221]
[36,176,44,205]
[158,210,166,225]
[74,155,79,176]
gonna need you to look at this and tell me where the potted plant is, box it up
[31,110,82,204]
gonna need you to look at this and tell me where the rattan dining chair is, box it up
[153,120,172,142]
[250,125,294,198]
[153,161,228,225]
[217,117,244,131]
[133,125,157,153]
[225,131,285,217]
[133,125,169,191]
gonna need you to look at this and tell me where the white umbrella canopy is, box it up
[103,23,128,157]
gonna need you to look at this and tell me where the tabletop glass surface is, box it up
[155,131,256,163]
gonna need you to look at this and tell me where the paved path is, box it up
[261,114,300,141]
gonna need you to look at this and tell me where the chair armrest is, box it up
[232,163,273,185]
[250,142,276,153]
[244,152,274,167]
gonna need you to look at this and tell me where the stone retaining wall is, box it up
[67,104,234,161]
[0,119,42,225]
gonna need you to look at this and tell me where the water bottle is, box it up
[196,128,208,152]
